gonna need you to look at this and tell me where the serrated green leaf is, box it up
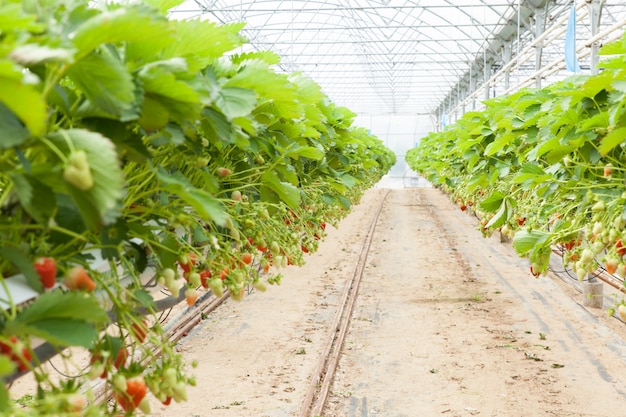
[11,291,107,325]
[512,230,549,256]
[29,320,99,348]
[156,169,228,226]
[132,289,155,309]
[143,0,185,13]
[66,52,135,118]
[479,191,505,212]
[261,170,300,209]
[162,20,245,63]
[598,126,626,155]
[10,174,55,225]
[283,145,325,161]
[214,87,257,120]
[71,5,169,57]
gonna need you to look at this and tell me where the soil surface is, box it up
[143,181,626,417]
[12,179,624,416]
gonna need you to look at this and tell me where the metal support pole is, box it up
[503,42,512,91]
[534,5,547,89]
[587,0,604,75]
[483,58,490,101]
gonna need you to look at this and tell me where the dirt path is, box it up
[149,186,626,417]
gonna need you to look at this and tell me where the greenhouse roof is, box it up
[172,1,626,117]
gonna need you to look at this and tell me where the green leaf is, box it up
[154,234,179,270]
[261,170,300,209]
[598,126,626,155]
[0,102,29,148]
[66,52,135,118]
[71,5,169,57]
[162,20,245,62]
[10,174,55,225]
[485,198,513,229]
[156,169,228,226]
[132,289,155,309]
[48,129,124,230]
[143,0,185,13]
[214,87,257,120]
[512,230,549,256]
[283,145,325,161]
[0,60,46,136]
[513,163,549,184]
[6,291,107,347]
[0,247,41,292]
[479,191,505,212]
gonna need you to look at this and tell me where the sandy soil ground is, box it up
[140,182,626,417]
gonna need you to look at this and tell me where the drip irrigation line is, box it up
[299,189,390,417]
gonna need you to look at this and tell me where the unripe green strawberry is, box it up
[113,374,128,392]
[230,284,245,301]
[163,367,177,387]
[63,150,94,190]
[617,263,626,279]
[188,272,201,288]
[165,276,179,298]
[138,397,151,414]
[172,381,188,402]
[252,280,267,292]
[231,190,242,201]
[618,304,626,321]
[162,268,176,281]
[208,278,223,298]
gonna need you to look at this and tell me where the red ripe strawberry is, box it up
[178,253,197,273]
[113,346,128,369]
[33,257,57,289]
[604,165,613,177]
[460,204,467,211]
[220,267,229,281]
[64,266,96,291]
[199,270,212,288]
[517,217,526,226]
[162,396,172,406]
[301,245,309,253]
[0,336,31,371]
[320,222,327,230]
[115,376,147,412]
[241,253,253,265]
[616,239,626,257]
[130,320,149,343]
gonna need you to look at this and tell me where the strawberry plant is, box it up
[407,29,626,311]
[0,0,394,414]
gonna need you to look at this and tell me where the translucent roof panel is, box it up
[171,1,626,117]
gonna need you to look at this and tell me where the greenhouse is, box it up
[1,0,626,416]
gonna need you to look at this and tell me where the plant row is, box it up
[0,0,395,415]
[406,30,626,314]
